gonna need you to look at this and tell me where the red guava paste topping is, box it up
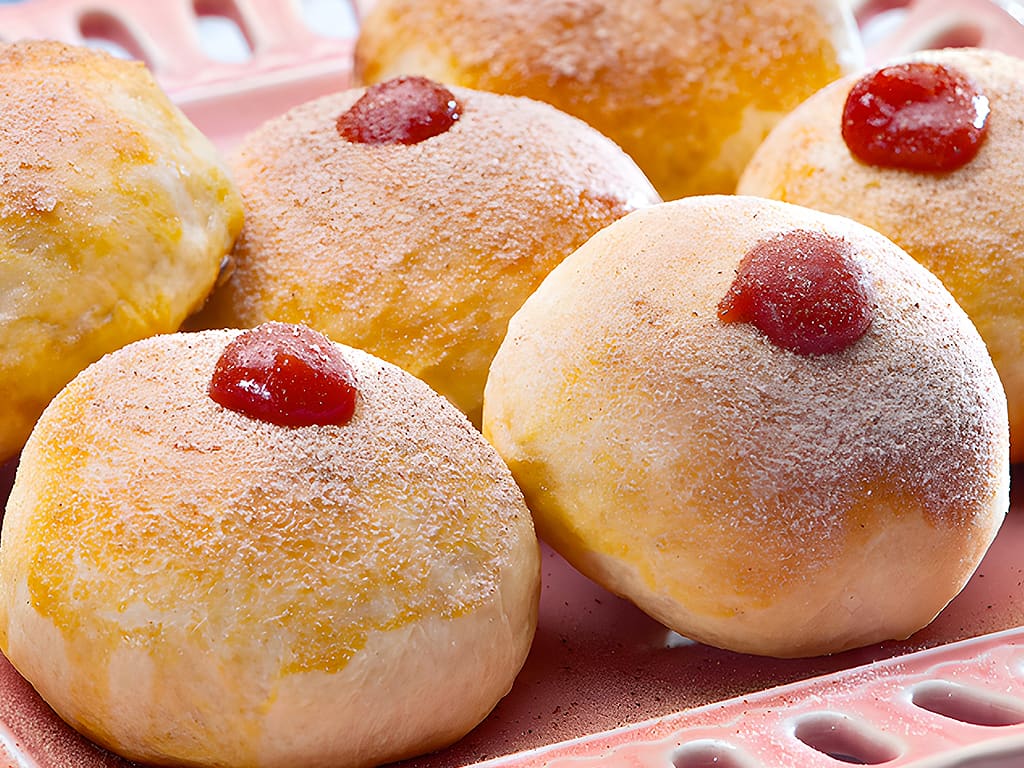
[841,61,989,172]
[718,230,874,355]
[337,75,461,145]
[209,323,358,427]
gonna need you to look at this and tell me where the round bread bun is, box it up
[0,40,243,464]
[482,195,1008,659]
[353,0,863,201]
[737,47,1024,463]
[189,77,659,426]
[0,326,540,768]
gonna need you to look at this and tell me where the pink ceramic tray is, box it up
[1,1,1024,766]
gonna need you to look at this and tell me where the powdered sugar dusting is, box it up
[354,0,859,198]
[737,46,1024,463]
[484,195,1008,656]
[0,328,538,763]
[17,330,531,661]
[192,82,658,425]
[0,39,243,465]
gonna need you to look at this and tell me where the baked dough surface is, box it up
[193,83,658,425]
[0,40,243,463]
[483,195,1008,658]
[739,47,1024,463]
[354,0,862,199]
[0,329,540,768]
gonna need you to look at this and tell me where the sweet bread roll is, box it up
[738,47,1024,463]
[483,195,1008,658]
[0,40,243,463]
[191,76,659,426]
[0,323,540,768]
[353,0,862,200]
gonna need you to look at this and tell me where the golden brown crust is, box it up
[483,195,1008,658]
[738,47,1024,464]
[354,0,862,200]
[191,83,659,425]
[0,40,243,463]
[0,330,540,767]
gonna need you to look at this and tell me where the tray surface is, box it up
[1,1,1023,766]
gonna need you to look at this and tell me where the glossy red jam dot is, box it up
[841,61,989,172]
[337,75,461,145]
[718,230,874,355]
[209,323,358,427]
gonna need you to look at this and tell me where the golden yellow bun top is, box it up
[192,81,659,425]
[354,0,862,200]
[0,328,539,767]
[484,195,1008,657]
[738,46,1024,463]
[0,39,244,463]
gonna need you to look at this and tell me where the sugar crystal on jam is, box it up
[841,61,989,172]
[337,75,461,145]
[209,323,357,427]
[718,230,874,355]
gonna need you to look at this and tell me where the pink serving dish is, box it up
[1,0,1024,766]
